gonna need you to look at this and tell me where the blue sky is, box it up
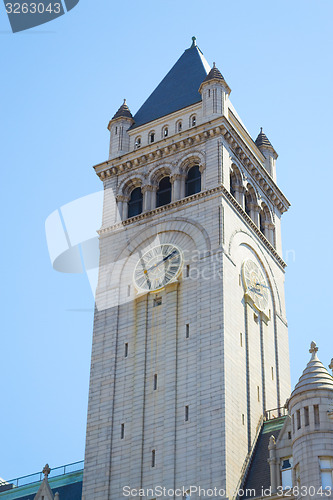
[1,0,333,481]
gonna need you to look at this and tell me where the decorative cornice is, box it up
[94,115,290,215]
[98,185,286,269]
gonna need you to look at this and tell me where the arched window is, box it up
[162,126,168,138]
[259,211,265,234]
[230,171,236,199]
[128,187,143,218]
[185,166,201,197]
[135,137,141,149]
[156,177,171,207]
[190,115,196,127]
[149,131,155,143]
[176,120,182,133]
[245,192,251,217]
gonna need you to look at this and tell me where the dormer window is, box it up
[163,126,168,138]
[135,137,141,149]
[149,132,155,143]
[190,115,196,127]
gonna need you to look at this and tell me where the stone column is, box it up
[268,435,278,492]
[266,223,275,247]
[171,174,182,202]
[250,204,260,228]
[234,185,245,209]
[116,195,125,222]
[122,195,130,220]
[142,185,154,212]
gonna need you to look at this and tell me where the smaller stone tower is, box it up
[107,99,134,159]
[199,62,231,119]
[287,342,333,497]
[255,128,278,183]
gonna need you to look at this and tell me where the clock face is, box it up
[242,259,269,312]
[133,244,183,292]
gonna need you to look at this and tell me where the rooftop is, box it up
[130,37,211,129]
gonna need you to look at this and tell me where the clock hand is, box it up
[256,282,269,289]
[146,250,178,272]
[248,287,263,296]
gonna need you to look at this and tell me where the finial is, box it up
[42,464,51,479]
[309,341,319,360]
[123,99,126,105]
[329,358,333,375]
[260,127,263,133]
[213,62,216,68]
[268,435,276,448]
[191,36,197,47]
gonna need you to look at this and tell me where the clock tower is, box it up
[82,39,290,499]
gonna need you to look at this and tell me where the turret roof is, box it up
[290,342,333,399]
[131,37,211,129]
[255,128,275,150]
[202,62,225,83]
[112,99,133,120]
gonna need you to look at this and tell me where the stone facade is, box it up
[82,41,291,500]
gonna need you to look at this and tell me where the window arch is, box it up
[185,166,201,196]
[162,126,169,138]
[128,187,143,218]
[135,136,141,149]
[149,131,155,143]
[156,177,171,207]
[190,115,196,127]
[230,165,242,200]
[176,120,182,133]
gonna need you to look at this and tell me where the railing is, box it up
[264,406,288,421]
[0,460,84,490]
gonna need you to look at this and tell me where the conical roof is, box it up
[112,99,133,120]
[203,62,225,83]
[255,128,275,150]
[290,342,333,399]
[131,37,211,129]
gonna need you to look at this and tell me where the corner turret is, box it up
[107,99,134,159]
[199,62,231,118]
[255,128,278,182]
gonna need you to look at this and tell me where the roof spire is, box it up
[213,62,216,68]
[309,341,319,360]
[191,36,197,47]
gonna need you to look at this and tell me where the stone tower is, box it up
[82,39,291,500]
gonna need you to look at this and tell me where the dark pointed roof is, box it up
[131,38,211,129]
[255,128,275,150]
[112,99,133,120]
[203,62,224,82]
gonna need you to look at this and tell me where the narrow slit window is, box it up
[271,367,274,380]
[124,343,128,358]
[292,414,295,433]
[150,132,155,143]
[257,386,260,402]
[296,409,301,429]
[186,324,190,339]
[186,265,190,278]
[154,374,158,391]
[185,405,189,421]
[314,404,320,425]
[240,332,243,347]
[242,414,245,425]
[127,285,131,297]
[151,450,156,467]
[304,406,309,426]
[121,423,125,439]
